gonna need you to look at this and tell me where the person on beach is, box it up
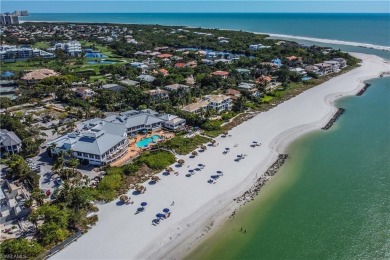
[171,201,175,206]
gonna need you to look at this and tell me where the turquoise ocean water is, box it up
[19,13,390,259]
[188,77,390,260]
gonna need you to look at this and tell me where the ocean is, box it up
[21,13,390,59]
[19,13,390,259]
[187,77,390,259]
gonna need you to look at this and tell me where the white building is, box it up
[249,44,271,50]
[47,119,128,166]
[0,130,22,155]
[55,40,82,56]
[182,94,232,114]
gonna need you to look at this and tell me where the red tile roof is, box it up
[174,63,186,68]
[157,54,173,59]
[211,71,229,76]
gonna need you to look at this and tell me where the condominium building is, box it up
[0,14,19,25]
[182,94,232,114]
[0,45,55,60]
[47,119,129,166]
[54,40,82,56]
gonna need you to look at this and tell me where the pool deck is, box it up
[110,130,175,167]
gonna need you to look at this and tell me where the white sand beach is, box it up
[52,53,389,260]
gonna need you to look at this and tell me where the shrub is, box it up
[1,238,44,258]
[160,135,211,154]
[136,151,175,170]
[202,120,222,131]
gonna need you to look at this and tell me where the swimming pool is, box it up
[136,135,161,148]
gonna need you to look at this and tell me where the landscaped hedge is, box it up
[161,135,211,155]
[136,151,175,170]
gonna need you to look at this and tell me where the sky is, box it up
[1,0,389,13]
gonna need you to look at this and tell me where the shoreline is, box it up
[19,20,390,52]
[51,53,389,260]
[155,53,389,260]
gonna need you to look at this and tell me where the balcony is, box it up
[104,139,130,164]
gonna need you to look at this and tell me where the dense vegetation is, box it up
[161,135,211,155]
[1,238,44,259]
[0,113,46,157]
[90,150,175,201]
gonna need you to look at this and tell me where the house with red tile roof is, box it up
[157,53,172,59]
[153,68,169,76]
[174,62,186,68]
[21,69,59,84]
[211,70,229,79]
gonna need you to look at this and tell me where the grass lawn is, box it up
[32,41,51,49]
[262,95,274,102]
[88,75,107,83]
[79,40,120,58]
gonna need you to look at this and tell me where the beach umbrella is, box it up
[137,207,144,212]
[163,208,170,213]
[178,159,185,165]
[189,169,194,173]
[119,194,129,203]
[225,147,230,150]
[152,176,161,181]
[198,163,203,167]
[217,170,222,174]
[253,141,257,143]
[185,174,191,177]
[141,202,147,207]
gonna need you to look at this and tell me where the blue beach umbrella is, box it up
[141,202,147,207]
[163,208,170,213]
[217,171,222,174]
[137,207,144,212]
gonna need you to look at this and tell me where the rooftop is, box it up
[21,69,59,81]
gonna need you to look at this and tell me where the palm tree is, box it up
[52,125,59,136]
[68,158,79,176]
[53,151,65,171]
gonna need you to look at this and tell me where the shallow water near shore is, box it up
[187,77,390,259]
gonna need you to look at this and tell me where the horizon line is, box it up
[23,12,390,14]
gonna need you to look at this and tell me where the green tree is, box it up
[38,222,70,246]
[1,238,44,259]
[68,158,80,176]
[0,97,13,109]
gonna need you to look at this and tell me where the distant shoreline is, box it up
[19,20,390,52]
